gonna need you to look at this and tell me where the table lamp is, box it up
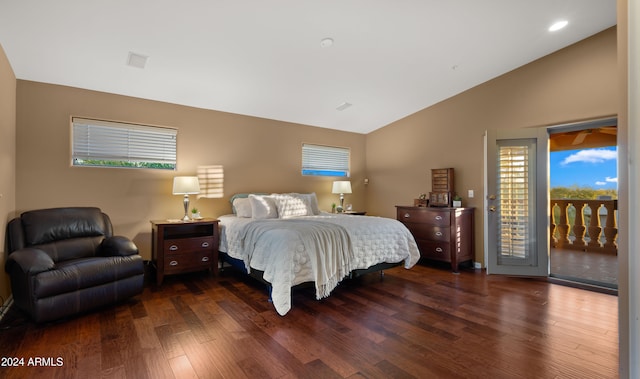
[173,176,200,221]
[332,180,352,212]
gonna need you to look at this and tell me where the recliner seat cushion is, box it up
[33,255,144,299]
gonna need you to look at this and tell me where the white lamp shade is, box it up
[173,176,200,195]
[332,180,352,194]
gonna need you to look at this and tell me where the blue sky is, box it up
[550,147,618,189]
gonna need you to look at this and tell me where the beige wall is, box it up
[365,27,618,264]
[15,81,366,260]
[0,44,16,300]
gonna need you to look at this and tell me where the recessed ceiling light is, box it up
[549,20,568,32]
[320,38,334,48]
[127,52,148,69]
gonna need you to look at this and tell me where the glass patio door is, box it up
[484,128,549,276]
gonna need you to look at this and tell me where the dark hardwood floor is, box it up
[0,263,618,378]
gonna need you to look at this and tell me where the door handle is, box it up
[489,206,497,212]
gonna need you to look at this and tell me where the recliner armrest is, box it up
[99,236,139,257]
[5,248,55,275]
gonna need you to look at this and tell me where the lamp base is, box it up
[182,194,190,221]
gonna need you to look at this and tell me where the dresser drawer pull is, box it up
[404,213,410,218]
[169,245,178,251]
[169,260,178,266]
[435,247,443,253]
[435,231,443,237]
[201,256,209,262]
[435,215,443,221]
[201,242,210,248]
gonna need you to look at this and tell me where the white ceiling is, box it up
[0,1,616,134]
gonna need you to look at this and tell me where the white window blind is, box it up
[302,143,350,177]
[72,117,177,170]
[497,140,537,266]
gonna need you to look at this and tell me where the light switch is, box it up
[468,190,474,198]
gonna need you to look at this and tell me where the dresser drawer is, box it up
[403,224,450,242]
[397,208,450,226]
[163,236,214,254]
[416,240,451,262]
[164,251,213,274]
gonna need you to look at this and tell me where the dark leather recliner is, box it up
[5,207,144,322]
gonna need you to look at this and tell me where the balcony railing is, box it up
[550,199,618,255]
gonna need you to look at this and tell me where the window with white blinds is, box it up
[72,117,177,170]
[496,139,537,266]
[301,143,350,177]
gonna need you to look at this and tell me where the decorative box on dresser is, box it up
[151,219,219,285]
[396,206,474,273]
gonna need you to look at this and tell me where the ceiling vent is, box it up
[336,102,352,111]
[127,52,148,69]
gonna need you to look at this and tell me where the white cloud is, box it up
[595,177,617,186]
[561,149,617,166]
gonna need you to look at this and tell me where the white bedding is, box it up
[219,212,420,315]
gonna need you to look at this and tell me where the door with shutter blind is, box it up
[484,128,549,276]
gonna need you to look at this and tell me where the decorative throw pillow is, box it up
[271,193,313,218]
[300,193,320,215]
[249,194,278,219]
[233,198,252,218]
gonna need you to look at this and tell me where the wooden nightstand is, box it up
[150,219,219,285]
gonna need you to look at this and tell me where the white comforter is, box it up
[219,213,420,315]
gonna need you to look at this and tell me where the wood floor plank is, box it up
[0,264,619,378]
[168,354,198,379]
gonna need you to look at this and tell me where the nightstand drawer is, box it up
[164,251,213,274]
[397,208,450,226]
[163,236,214,254]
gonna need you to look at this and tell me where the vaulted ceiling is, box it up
[0,1,616,134]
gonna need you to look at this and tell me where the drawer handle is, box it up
[404,213,410,218]
[169,260,178,266]
[169,245,178,251]
[435,231,443,237]
[435,247,443,253]
[201,242,210,248]
[201,256,209,262]
[435,216,443,221]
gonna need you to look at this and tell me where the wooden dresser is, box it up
[396,206,474,272]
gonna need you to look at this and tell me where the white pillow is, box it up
[233,198,252,218]
[271,193,313,218]
[299,193,320,215]
[249,194,278,219]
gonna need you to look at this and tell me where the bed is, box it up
[218,193,421,315]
